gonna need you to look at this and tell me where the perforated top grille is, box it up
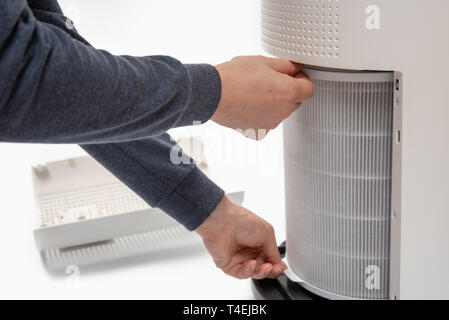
[261,0,341,58]
[37,183,150,228]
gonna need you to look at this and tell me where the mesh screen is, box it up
[284,71,394,299]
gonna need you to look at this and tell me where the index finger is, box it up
[290,71,315,103]
[265,57,304,76]
[262,225,282,265]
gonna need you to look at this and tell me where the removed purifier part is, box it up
[32,139,244,270]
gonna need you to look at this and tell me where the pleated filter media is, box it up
[284,68,394,299]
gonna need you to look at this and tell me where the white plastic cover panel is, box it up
[284,68,394,299]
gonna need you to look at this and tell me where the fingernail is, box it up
[265,267,273,276]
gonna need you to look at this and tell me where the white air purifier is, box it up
[260,0,449,299]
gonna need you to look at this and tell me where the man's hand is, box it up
[196,196,286,280]
[212,55,314,140]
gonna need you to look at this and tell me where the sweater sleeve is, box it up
[81,134,225,231]
[0,0,221,144]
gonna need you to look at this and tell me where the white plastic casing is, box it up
[262,0,449,299]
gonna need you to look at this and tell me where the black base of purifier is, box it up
[251,242,323,300]
[251,275,324,300]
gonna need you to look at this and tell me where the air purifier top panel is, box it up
[261,0,449,71]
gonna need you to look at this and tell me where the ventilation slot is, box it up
[261,0,341,58]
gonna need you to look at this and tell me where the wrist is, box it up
[211,63,230,125]
[196,196,237,239]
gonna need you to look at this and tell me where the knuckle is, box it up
[306,82,315,99]
[237,274,247,280]
[222,267,231,276]
[273,108,292,125]
[280,107,294,119]
[285,86,299,102]
[277,82,298,102]
[266,122,278,131]
[266,224,275,235]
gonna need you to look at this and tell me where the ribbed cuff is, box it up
[157,167,226,231]
[177,63,222,126]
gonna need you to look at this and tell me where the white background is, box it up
[0,0,287,299]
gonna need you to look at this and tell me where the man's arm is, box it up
[81,134,224,231]
[0,0,221,144]
[1,0,313,145]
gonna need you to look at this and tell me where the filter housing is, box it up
[284,68,394,299]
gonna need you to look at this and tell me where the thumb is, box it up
[289,72,315,103]
[265,57,304,76]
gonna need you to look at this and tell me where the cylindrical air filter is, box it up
[284,68,394,299]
